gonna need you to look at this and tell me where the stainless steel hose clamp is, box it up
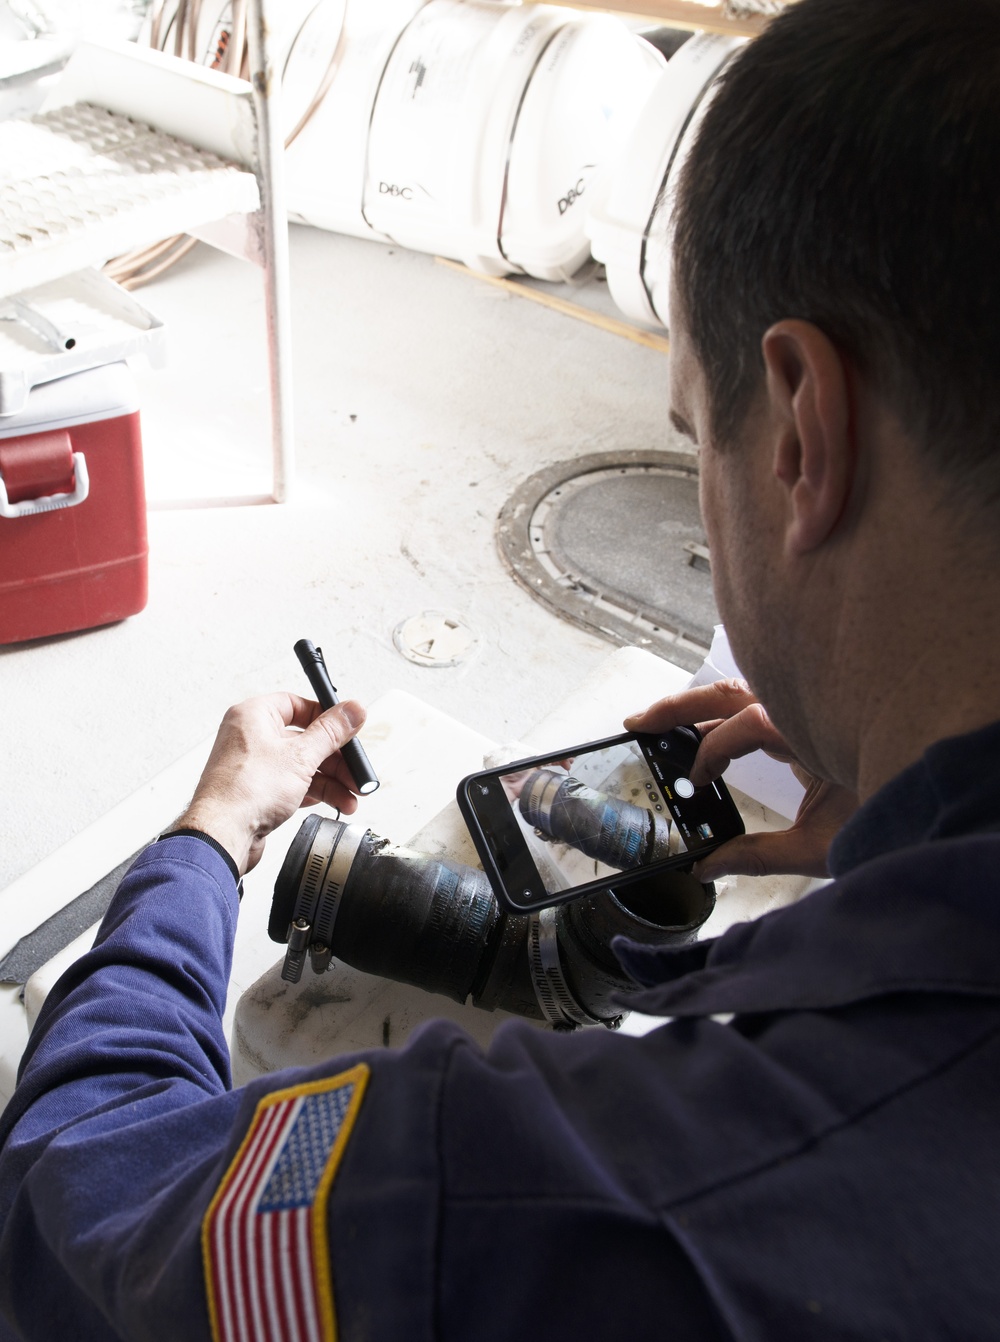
[281,821,365,983]
[527,906,604,1030]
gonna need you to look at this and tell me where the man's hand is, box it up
[624,680,857,881]
[168,693,367,875]
[500,759,574,802]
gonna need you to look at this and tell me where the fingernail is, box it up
[693,859,719,883]
[623,711,644,727]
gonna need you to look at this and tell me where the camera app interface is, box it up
[497,739,695,898]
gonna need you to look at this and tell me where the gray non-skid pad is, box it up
[0,847,148,987]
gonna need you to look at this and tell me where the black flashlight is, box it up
[294,639,380,796]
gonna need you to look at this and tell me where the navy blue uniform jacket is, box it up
[1,722,999,1340]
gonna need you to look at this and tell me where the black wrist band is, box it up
[156,828,242,892]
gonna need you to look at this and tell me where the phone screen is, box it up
[461,731,744,910]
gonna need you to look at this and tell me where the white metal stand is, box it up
[0,3,294,503]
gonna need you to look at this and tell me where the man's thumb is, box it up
[304,700,366,756]
[694,835,773,882]
[694,829,827,882]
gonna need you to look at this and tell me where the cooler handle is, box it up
[0,452,90,520]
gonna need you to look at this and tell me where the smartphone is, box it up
[457,727,745,913]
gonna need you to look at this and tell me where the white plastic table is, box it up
[0,646,814,1108]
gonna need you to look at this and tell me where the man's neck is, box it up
[854,645,1000,803]
[841,526,1000,802]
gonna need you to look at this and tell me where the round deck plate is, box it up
[497,450,717,672]
[392,610,480,668]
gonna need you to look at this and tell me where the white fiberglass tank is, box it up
[284,0,427,241]
[361,0,663,279]
[586,31,745,330]
[500,14,664,281]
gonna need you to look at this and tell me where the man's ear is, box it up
[762,320,855,555]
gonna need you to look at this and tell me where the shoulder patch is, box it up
[202,1063,369,1342]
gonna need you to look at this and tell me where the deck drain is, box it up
[497,450,717,672]
[393,610,479,668]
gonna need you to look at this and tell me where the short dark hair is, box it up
[672,0,1000,504]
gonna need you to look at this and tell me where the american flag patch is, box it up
[202,1064,369,1342]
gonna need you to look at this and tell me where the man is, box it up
[2,0,999,1336]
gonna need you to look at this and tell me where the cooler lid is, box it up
[0,360,139,438]
[0,268,165,416]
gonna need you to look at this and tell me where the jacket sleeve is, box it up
[0,836,725,1342]
[0,835,245,1340]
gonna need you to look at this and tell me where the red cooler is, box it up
[0,362,148,644]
